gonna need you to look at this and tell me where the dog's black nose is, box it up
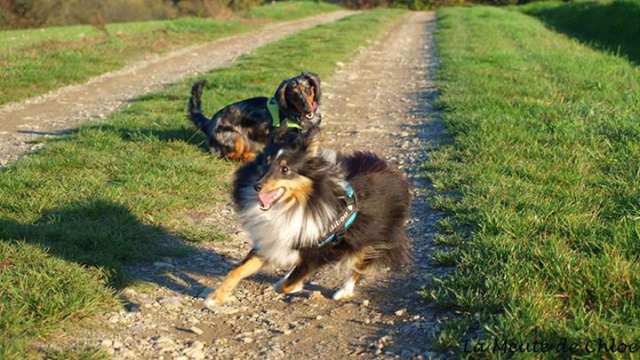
[253,182,263,192]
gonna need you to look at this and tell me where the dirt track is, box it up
[0,10,355,168]
[7,10,452,359]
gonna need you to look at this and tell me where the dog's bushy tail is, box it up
[188,80,215,136]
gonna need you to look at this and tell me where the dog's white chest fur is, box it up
[237,193,335,268]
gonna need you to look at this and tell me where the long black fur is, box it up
[233,129,411,292]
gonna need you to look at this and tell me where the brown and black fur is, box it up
[204,128,411,307]
[187,72,322,162]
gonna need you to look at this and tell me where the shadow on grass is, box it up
[0,199,236,296]
[521,0,640,65]
[18,123,198,144]
[17,123,211,160]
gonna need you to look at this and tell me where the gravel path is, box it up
[11,10,452,360]
[0,10,355,168]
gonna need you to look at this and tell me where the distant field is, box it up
[426,2,640,358]
[0,21,164,51]
[0,8,405,359]
[0,1,341,106]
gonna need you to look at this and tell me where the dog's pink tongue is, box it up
[258,189,280,208]
[312,101,318,112]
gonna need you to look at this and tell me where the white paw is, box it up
[203,296,220,310]
[333,272,357,300]
[332,287,354,300]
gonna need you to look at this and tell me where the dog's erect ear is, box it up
[302,72,321,104]
[302,127,325,157]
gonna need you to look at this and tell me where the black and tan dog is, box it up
[187,72,322,162]
[204,127,411,308]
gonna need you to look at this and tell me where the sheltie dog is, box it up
[204,127,411,308]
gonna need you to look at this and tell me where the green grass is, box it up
[515,0,640,65]
[0,241,115,359]
[243,0,342,20]
[0,8,405,358]
[425,4,640,358]
[0,21,166,51]
[0,1,341,106]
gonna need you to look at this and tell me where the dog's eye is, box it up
[281,166,289,174]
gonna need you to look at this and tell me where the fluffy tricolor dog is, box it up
[188,72,322,162]
[204,128,411,308]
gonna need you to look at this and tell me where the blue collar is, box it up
[316,181,358,248]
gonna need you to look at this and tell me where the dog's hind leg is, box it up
[225,134,256,162]
[333,255,369,300]
[332,270,361,300]
[204,250,265,309]
[241,151,257,163]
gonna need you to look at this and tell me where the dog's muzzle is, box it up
[305,101,318,119]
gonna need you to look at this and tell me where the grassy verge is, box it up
[515,0,640,65]
[0,1,341,106]
[425,4,640,358]
[0,8,405,358]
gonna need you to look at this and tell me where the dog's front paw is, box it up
[203,291,229,310]
[203,296,222,310]
[273,269,304,294]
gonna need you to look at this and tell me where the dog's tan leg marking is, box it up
[242,151,256,163]
[273,268,301,294]
[277,278,304,294]
[227,136,244,160]
[227,135,249,162]
[273,263,313,294]
[226,151,239,161]
[204,251,265,309]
